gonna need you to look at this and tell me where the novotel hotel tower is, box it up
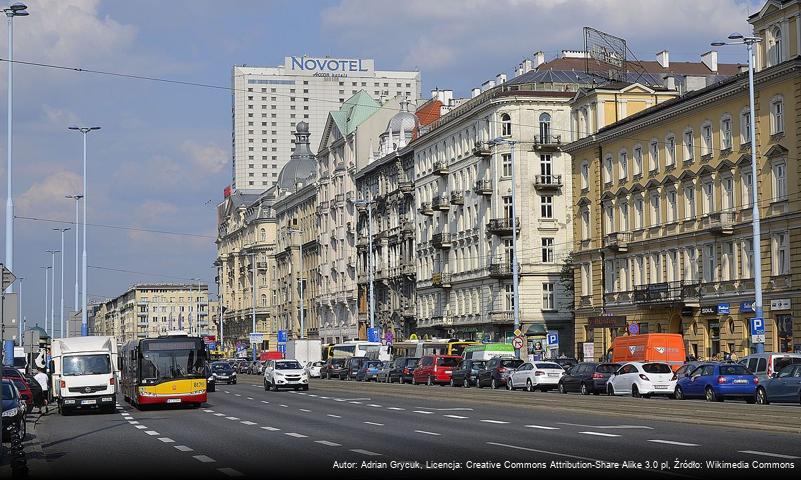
[231,56,421,191]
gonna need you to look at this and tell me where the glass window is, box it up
[771,99,784,134]
[701,124,712,156]
[541,196,553,218]
[581,162,589,189]
[541,238,554,263]
[683,130,694,162]
[501,113,512,136]
[721,116,732,150]
[539,113,551,143]
[619,151,628,180]
[773,162,787,201]
[633,146,643,176]
[665,136,676,166]
[649,140,659,171]
[542,283,555,310]
[502,153,512,177]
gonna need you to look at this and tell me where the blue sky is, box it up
[0,0,759,331]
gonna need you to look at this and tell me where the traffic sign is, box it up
[512,336,524,349]
[1,264,16,290]
[367,328,380,343]
[249,332,264,344]
[513,328,522,337]
[627,323,640,335]
[277,330,287,343]
[546,331,559,348]
[750,317,765,344]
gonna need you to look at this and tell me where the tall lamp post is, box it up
[488,137,521,358]
[68,126,100,336]
[712,34,764,353]
[40,266,49,335]
[287,229,304,339]
[3,3,29,293]
[46,249,59,337]
[16,275,22,344]
[65,194,82,318]
[54,228,70,338]
[350,195,374,339]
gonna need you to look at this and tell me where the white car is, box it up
[507,362,565,392]
[606,362,677,398]
[306,361,324,378]
[263,359,309,391]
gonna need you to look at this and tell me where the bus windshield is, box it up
[140,341,206,383]
[63,354,111,376]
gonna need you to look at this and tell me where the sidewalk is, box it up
[0,409,53,478]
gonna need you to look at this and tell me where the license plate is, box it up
[733,379,747,384]
[548,373,560,377]
[445,371,452,374]
[167,398,181,404]
[654,385,668,389]
[81,399,96,405]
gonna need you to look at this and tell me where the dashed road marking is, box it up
[261,401,269,404]
[128,421,139,425]
[579,431,620,438]
[351,449,381,456]
[247,397,254,400]
[261,427,280,431]
[285,432,307,438]
[487,442,606,463]
[319,396,329,399]
[387,407,405,411]
[412,410,433,415]
[299,409,312,413]
[308,394,318,397]
[193,455,216,463]
[158,437,175,443]
[315,440,340,447]
[363,421,384,426]
[525,425,559,430]
[558,422,653,430]
[280,404,288,408]
[443,415,468,419]
[367,404,382,408]
[739,450,800,460]
[234,394,242,397]
[480,420,508,424]
[214,413,225,417]
[648,440,699,447]
[327,414,342,418]
[144,431,160,436]
[414,430,441,436]
[218,468,244,477]
[349,401,363,404]
[225,417,240,421]
[174,445,194,452]
[241,421,258,426]
[135,425,148,430]
[203,409,214,413]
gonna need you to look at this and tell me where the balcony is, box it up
[431,315,453,326]
[401,262,415,277]
[418,202,434,216]
[398,180,413,194]
[431,272,452,288]
[489,310,514,324]
[488,261,515,278]
[256,261,268,269]
[473,142,492,157]
[702,212,735,235]
[473,179,493,195]
[334,193,346,206]
[487,217,519,235]
[632,281,700,306]
[603,232,631,252]
[532,133,562,152]
[532,174,563,190]
[432,160,449,175]
[450,191,464,205]
[432,233,453,249]
[432,195,450,211]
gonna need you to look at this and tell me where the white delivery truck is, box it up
[286,339,322,367]
[51,336,119,414]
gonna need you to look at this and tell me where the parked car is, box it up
[376,361,394,383]
[477,358,525,389]
[1,379,26,442]
[756,363,801,405]
[23,374,44,411]
[558,362,621,395]
[508,362,564,392]
[396,357,421,384]
[412,355,461,385]
[263,359,309,391]
[321,358,346,380]
[674,361,705,380]
[339,357,368,380]
[674,363,757,403]
[739,353,801,384]
[307,361,324,378]
[237,360,251,374]
[7,376,33,413]
[552,357,578,370]
[355,360,384,382]
[210,361,237,385]
[607,362,677,398]
[450,359,487,388]
[247,361,264,375]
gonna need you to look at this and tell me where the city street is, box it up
[23,376,801,478]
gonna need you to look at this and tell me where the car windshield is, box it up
[471,361,486,369]
[276,361,302,370]
[500,360,524,368]
[365,361,382,368]
[642,363,672,374]
[212,363,232,372]
[597,364,620,373]
[331,359,345,366]
[405,358,419,367]
[719,365,750,375]
[436,357,460,367]
[63,354,111,376]
[534,363,563,370]
[2,382,16,399]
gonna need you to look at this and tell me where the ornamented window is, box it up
[771,96,784,134]
[501,113,512,137]
[539,113,551,143]
[720,115,732,150]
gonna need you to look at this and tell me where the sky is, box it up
[0,0,761,332]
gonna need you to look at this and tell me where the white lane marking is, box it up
[341,398,371,401]
[413,410,433,415]
[144,431,160,436]
[225,417,240,421]
[414,430,441,436]
[203,409,214,413]
[315,440,341,447]
[350,449,381,456]
[297,392,307,395]
[158,437,175,443]
[648,440,699,447]
[443,415,469,419]
[261,400,269,404]
[285,432,307,438]
[319,396,329,399]
[128,421,139,425]
[234,394,242,397]
[415,407,473,411]
[739,450,800,460]
[487,442,606,463]
[261,427,280,431]
[193,455,216,463]
[223,391,230,394]
[579,431,620,438]
[214,413,225,417]
[279,404,288,408]
[363,421,384,426]
[299,409,312,413]
[367,404,382,408]
[327,414,342,418]
[246,397,254,400]
[349,401,363,404]
[218,468,244,477]
[174,445,193,452]
[558,422,653,430]
[526,425,559,430]
[308,394,318,397]
[135,425,148,430]
[241,421,258,426]
[386,407,405,411]
[480,420,508,424]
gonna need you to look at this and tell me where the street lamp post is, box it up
[16,276,22,344]
[3,3,28,293]
[350,195,374,338]
[46,249,59,337]
[250,254,257,361]
[40,266,50,335]
[712,34,765,353]
[68,126,100,336]
[287,229,304,339]
[65,194,82,317]
[488,137,521,358]
[54,228,70,338]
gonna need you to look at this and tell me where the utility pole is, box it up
[46,249,59,337]
[54,228,70,338]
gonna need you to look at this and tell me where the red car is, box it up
[412,355,461,385]
[3,368,33,413]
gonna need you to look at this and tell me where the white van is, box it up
[51,336,119,414]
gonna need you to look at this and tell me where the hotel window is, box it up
[701,123,712,156]
[542,283,555,310]
[666,189,677,223]
[721,242,735,281]
[580,161,589,190]
[740,108,751,144]
[581,207,591,240]
[580,263,591,296]
[773,232,789,275]
[702,180,714,214]
[501,153,512,177]
[603,156,613,184]
[619,202,629,231]
[501,113,512,136]
[604,202,614,233]
[649,192,660,226]
[540,195,553,219]
[703,244,716,283]
[721,115,732,150]
[771,97,784,134]
[634,197,644,229]
[665,135,676,166]
[618,150,628,180]
[721,176,733,211]
[649,140,659,172]
[633,146,643,176]
[683,129,694,162]
[541,238,554,263]
[741,239,754,279]
[741,170,753,208]
[684,185,696,219]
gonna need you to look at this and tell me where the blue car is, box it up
[674,363,757,403]
[756,364,801,405]
[355,360,383,382]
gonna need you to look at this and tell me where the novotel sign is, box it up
[285,56,374,77]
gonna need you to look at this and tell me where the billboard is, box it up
[583,27,627,80]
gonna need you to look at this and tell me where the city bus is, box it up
[120,333,208,408]
[331,341,390,361]
[391,339,480,358]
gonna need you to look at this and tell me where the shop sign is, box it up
[700,306,717,315]
[771,299,791,311]
[587,315,626,329]
[740,302,755,313]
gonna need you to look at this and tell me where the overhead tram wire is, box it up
[14,215,216,239]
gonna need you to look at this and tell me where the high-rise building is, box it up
[231,56,421,192]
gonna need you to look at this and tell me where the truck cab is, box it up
[51,336,119,414]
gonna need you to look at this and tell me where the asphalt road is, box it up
[26,376,801,479]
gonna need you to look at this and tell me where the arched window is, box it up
[500,113,512,136]
[539,113,551,143]
[260,294,267,307]
[259,228,266,242]
[770,27,782,65]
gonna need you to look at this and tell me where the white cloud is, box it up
[181,140,227,174]
[16,170,82,219]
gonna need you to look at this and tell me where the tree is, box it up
[559,251,576,311]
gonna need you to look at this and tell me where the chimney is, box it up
[481,79,496,92]
[496,73,507,84]
[656,50,669,69]
[701,50,718,73]
[664,76,676,91]
[471,88,481,98]
[522,58,533,73]
[534,51,545,68]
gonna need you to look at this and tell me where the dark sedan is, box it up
[450,359,486,388]
[383,357,420,384]
[756,364,801,404]
[321,358,346,380]
[477,358,524,389]
[558,362,621,395]
[355,360,384,382]
[339,357,368,380]
[2,379,26,442]
[211,362,237,385]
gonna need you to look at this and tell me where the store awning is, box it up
[525,324,548,336]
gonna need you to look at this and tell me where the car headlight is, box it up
[3,407,19,417]
[274,372,284,377]
[231,372,236,376]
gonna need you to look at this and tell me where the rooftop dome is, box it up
[276,122,317,192]
[387,99,417,135]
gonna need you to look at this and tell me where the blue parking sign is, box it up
[750,317,765,336]
[546,331,559,348]
[367,328,380,343]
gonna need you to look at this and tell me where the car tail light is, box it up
[592,373,604,379]
[753,377,759,384]
[638,374,650,381]
[497,367,507,373]
[717,376,727,384]
[60,380,66,389]
[535,371,545,376]
[403,368,409,375]
[670,374,677,381]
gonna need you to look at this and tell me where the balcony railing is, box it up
[473,142,492,157]
[431,272,452,288]
[532,174,563,190]
[532,133,562,151]
[632,281,700,305]
[450,191,464,205]
[431,315,453,326]
[401,262,415,276]
[432,160,449,175]
[702,211,735,235]
[473,179,493,195]
[334,193,346,205]
[487,217,519,235]
[419,202,434,216]
[488,261,515,278]
[432,195,450,211]
[603,232,631,252]
[432,232,453,249]
[489,310,514,324]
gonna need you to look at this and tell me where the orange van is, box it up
[611,334,686,370]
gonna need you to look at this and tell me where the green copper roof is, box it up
[329,90,381,136]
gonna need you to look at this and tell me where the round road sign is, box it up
[512,336,524,349]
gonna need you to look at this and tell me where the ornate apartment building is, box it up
[566,9,800,362]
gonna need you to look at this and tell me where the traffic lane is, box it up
[228,379,801,460]
[36,402,219,479]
